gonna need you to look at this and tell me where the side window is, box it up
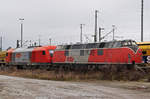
[97,49,103,55]
[42,51,46,55]
[80,50,84,56]
[65,50,69,56]
[99,43,105,48]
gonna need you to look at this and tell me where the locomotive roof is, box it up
[58,39,135,45]
[13,46,56,53]
[7,48,14,53]
[56,39,137,50]
[33,46,56,51]
[13,47,34,53]
[57,40,135,46]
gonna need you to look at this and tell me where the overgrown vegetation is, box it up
[0,65,149,81]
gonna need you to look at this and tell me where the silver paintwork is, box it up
[12,48,34,64]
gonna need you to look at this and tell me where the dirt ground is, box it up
[0,75,150,99]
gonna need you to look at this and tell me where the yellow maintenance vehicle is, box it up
[0,51,6,65]
[137,42,150,63]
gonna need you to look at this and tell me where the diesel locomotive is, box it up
[53,40,142,67]
[6,46,56,69]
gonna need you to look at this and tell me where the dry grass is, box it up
[0,68,103,81]
[0,65,147,81]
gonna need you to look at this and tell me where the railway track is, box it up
[133,64,150,75]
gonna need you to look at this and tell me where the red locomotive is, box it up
[6,46,56,69]
[52,40,142,67]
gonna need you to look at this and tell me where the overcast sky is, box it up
[0,0,150,49]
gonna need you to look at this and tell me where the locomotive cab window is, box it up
[128,41,132,46]
[131,41,137,46]
[42,51,46,55]
[97,49,103,55]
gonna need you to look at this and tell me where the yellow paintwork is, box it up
[137,42,150,56]
[0,51,6,63]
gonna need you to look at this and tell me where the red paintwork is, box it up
[88,48,142,64]
[6,49,14,63]
[66,57,74,62]
[52,51,66,63]
[31,46,56,63]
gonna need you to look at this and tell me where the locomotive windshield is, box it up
[120,40,138,52]
[121,40,138,47]
[131,41,137,46]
